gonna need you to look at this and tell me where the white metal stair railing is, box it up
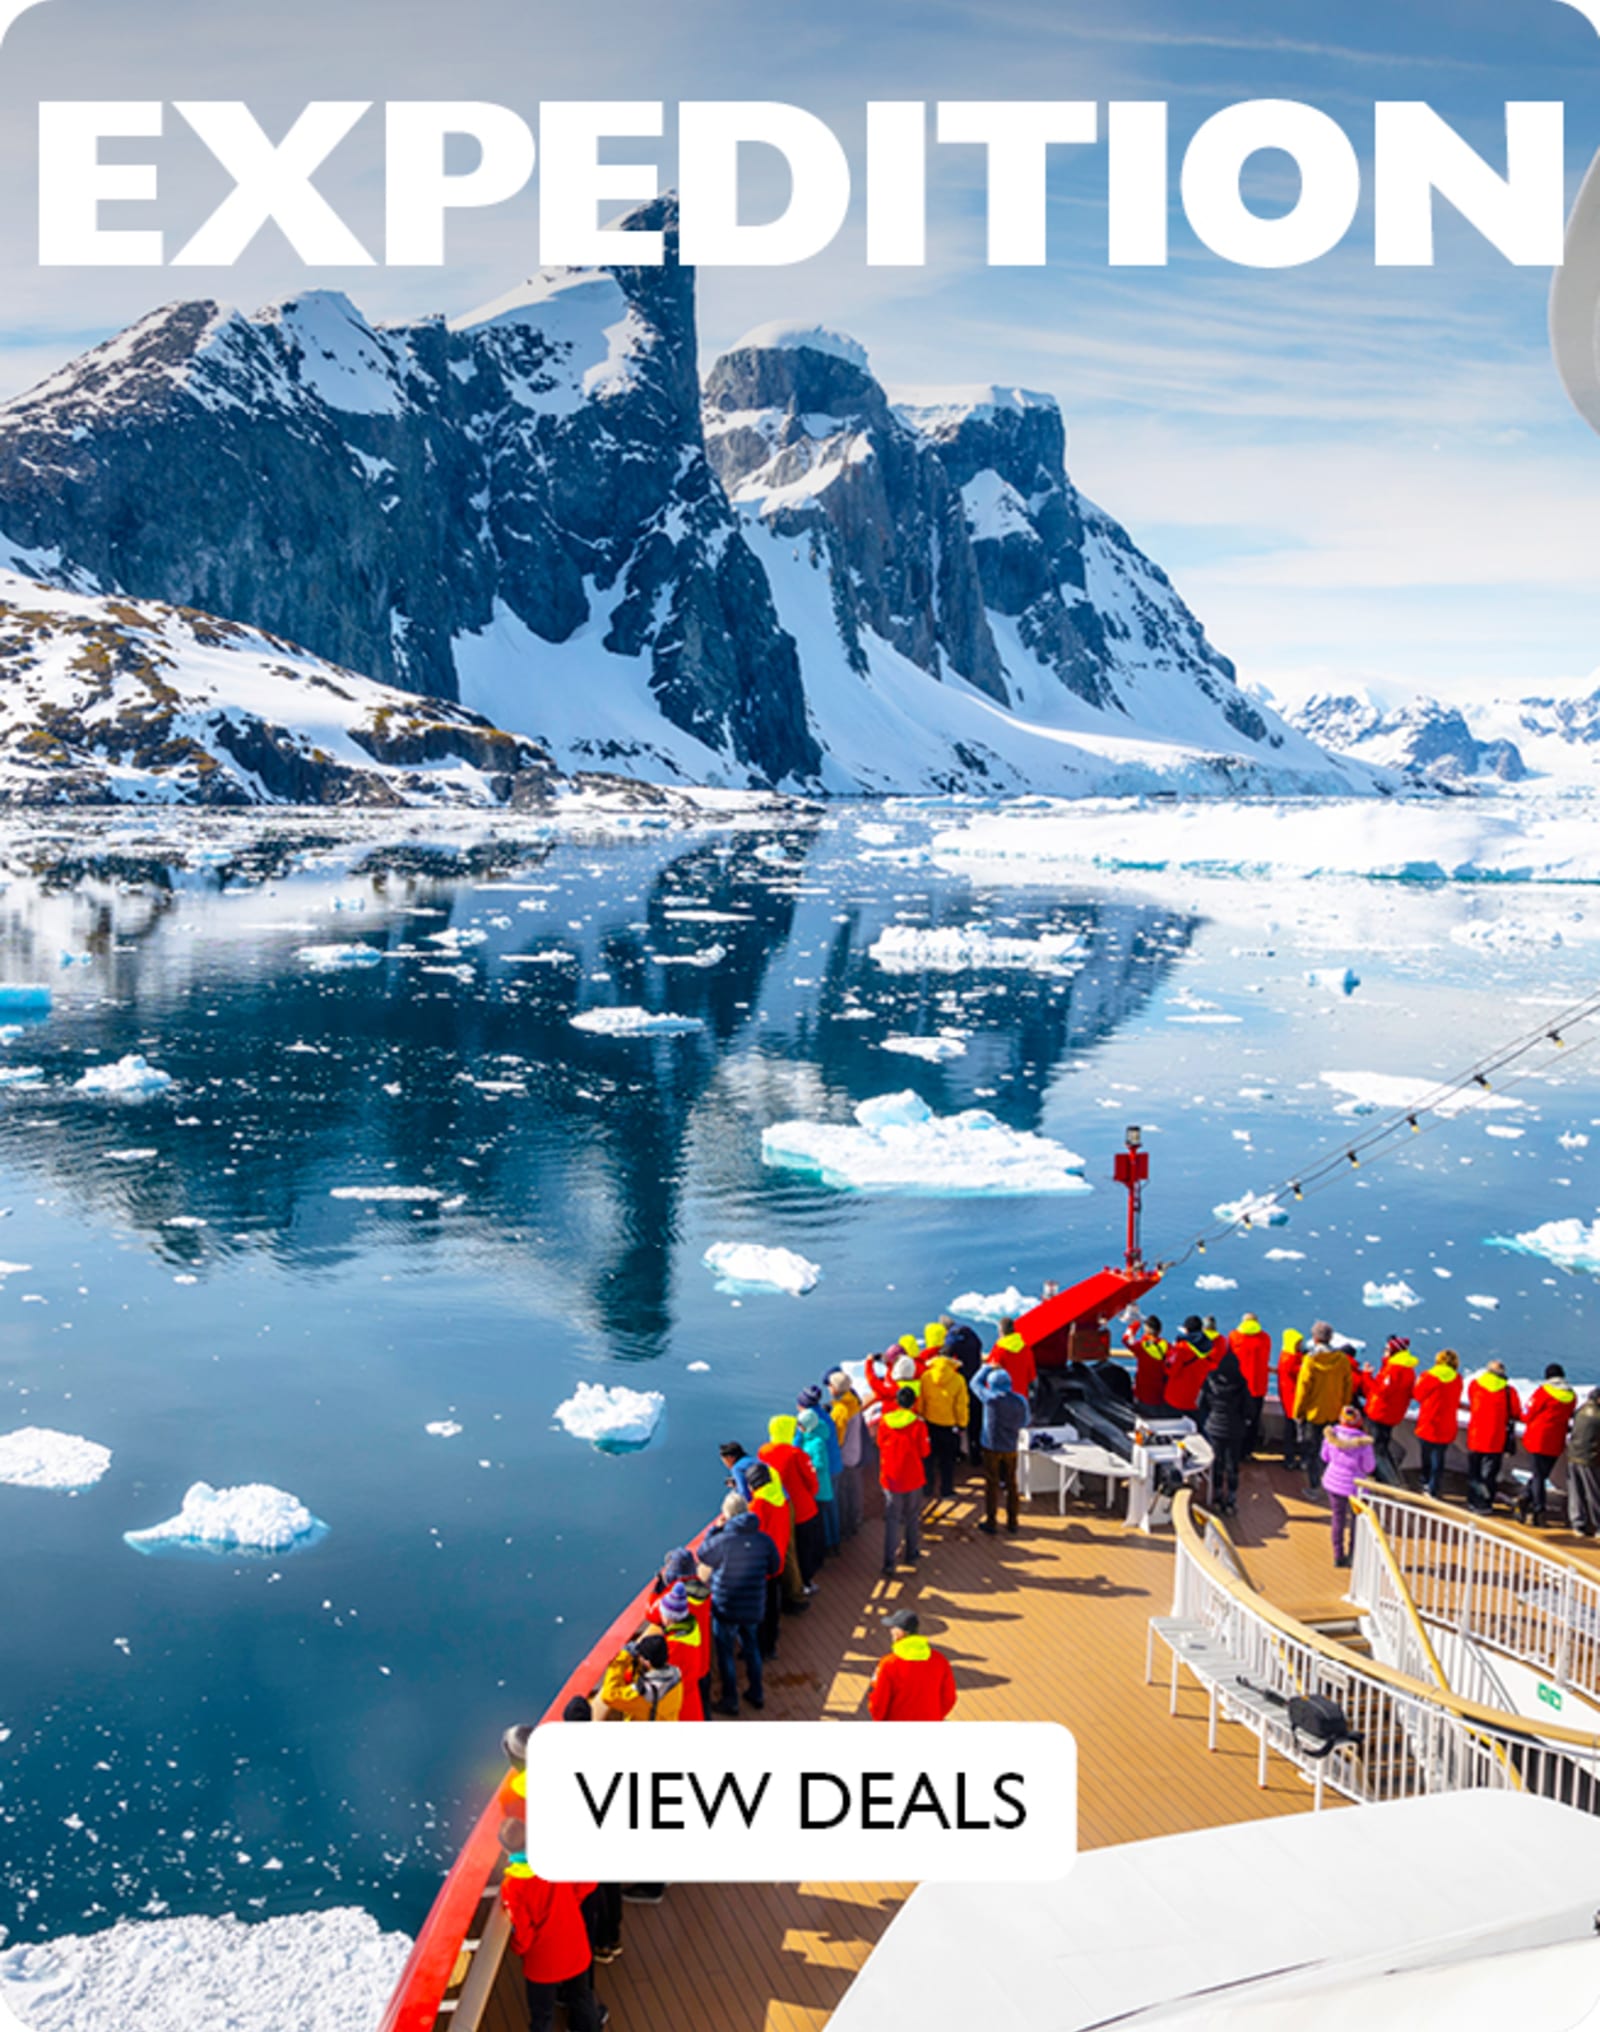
[1158,1497,1600,1813]
[1358,1486,1600,1707]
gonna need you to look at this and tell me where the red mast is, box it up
[1113,1124,1149,1272]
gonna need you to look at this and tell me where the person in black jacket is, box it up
[697,1492,782,1714]
[941,1315,984,1463]
[1196,1348,1250,1517]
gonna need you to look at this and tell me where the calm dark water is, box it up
[0,804,1594,1941]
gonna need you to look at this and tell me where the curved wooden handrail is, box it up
[1355,1479,1600,1582]
[1174,1493,1600,1752]
[1350,1495,1451,1691]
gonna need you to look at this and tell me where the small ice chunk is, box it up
[0,1427,111,1490]
[1214,1193,1289,1227]
[74,1055,173,1098]
[763,1091,1091,1196]
[1195,1273,1239,1292]
[880,1034,968,1063]
[947,1285,1038,1321]
[124,1482,327,1554]
[1559,1132,1590,1151]
[297,944,384,970]
[869,926,1085,975]
[553,1381,665,1453]
[570,1008,705,1037]
[1465,1293,1501,1310]
[686,1360,711,1373]
[1362,1279,1423,1310]
[0,984,51,1012]
[0,1065,43,1086]
[105,1147,158,1163]
[329,1185,445,1203]
[1485,1124,1524,1141]
[424,1421,463,1438]
[703,1243,821,1296]
[1265,1248,1305,1261]
[1306,967,1360,995]
[650,944,727,969]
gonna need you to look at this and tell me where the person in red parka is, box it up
[878,1385,931,1576]
[868,1608,957,1721]
[762,1415,823,1587]
[1277,1330,1305,1467]
[1518,1364,1578,1525]
[1165,1316,1220,1415]
[500,1834,605,2032]
[1123,1312,1170,1412]
[1228,1312,1272,1458]
[1465,1360,1522,1514]
[989,1318,1037,1401]
[1365,1336,1420,1487]
[1414,1349,1463,1500]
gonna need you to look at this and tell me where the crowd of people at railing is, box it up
[1121,1309,1594,1554]
[495,1303,1597,2025]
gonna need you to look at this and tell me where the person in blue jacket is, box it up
[796,1397,841,1554]
[973,1358,1029,1536]
[696,1491,781,1716]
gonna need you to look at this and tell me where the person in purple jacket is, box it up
[1321,1405,1376,1569]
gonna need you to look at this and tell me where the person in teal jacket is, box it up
[797,1404,839,1555]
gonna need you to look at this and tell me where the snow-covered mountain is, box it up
[1287,684,1600,789]
[0,571,564,807]
[0,198,1362,799]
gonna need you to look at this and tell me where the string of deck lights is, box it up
[1157,982,1600,1273]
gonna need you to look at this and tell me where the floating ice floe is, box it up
[553,1381,666,1453]
[1466,1293,1501,1310]
[1320,1070,1519,1118]
[1560,1132,1591,1151]
[0,984,51,1013]
[1213,1193,1289,1228]
[1265,1248,1305,1261]
[570,1007,706,1037]
[1490,1218,1600,1277]
[105,1148,158,1163]
[762,1091,1091,1196]
[1306,966,1360,996]
[424,1421,463,1438]
[1362,1279,1423,1310]
[702,1242,821,1297]
[124,1482,327,1555]
[296,943,384,970]
[0,1906,411,2032]
[1195,1274,1238,1291]
[879,1033,968,1063]
[651,944,727,969]
[868,926,1085,975]
[0,1065,43,1085]
[1485,1124,1524,1140]
[948,1285,1038,1321]
[74,1055,174,1098]
[329,1184,446,1204]
[686,1360,711,1373]
[0,1427,112,1490]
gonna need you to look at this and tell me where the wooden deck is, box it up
[580,1457,1362,2032]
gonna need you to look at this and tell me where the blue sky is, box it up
[0,0,1597,705]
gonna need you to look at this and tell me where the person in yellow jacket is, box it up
[920,1339,971,1505]
[598,1629,684,1721]
[1291,1328,1354,1493]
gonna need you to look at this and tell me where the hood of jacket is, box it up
[769,1414,798,1446]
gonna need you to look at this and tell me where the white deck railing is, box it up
[1169,1495,1600,1813]
[1356,1485,1600,1706]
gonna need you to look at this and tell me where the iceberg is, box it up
[1490,1218,1600,1277]
[703,1242,821,1297]
[124,1482,327,1555]
[869,925,1085,975]
[0,1426,112,1490]
[1306,966,1360,995]
[948,1285,1038,1321]
[570,1007,706,1037]
[74,1055,174,1098]
[763,1090,1091,1196]
[296,943,384,969]
[1213,1193,1289,1228]
[1362,1279,1423,1310]
[1195,1273,1239,1291]
[0,1906,410,2032]
[553,1381,666,1453]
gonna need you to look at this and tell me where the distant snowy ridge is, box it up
[1284,678,1600,790]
